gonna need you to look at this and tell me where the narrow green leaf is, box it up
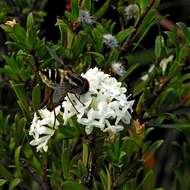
[63,181,85,190]
[59,125,80,139]
[9,178,21,190]
[107,49,119,66]
[26,12,34,32]
[148,140,164,153]
[71,0,79,20]
[0,163,12,180]
[81,0,91,10]
[82,143,89,167]
[119,63,139,82]
[95,0,111,18]
[61,148,70,180]
[10,82,29,116]
[116,27,135,43]
[32,84,41,111]
[84,51,105,62]
[136,170,154,190]
[154,35,164,58]
[14,146,22,178]
[0,179,7,187]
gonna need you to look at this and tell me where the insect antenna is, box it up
[46,46,65,67]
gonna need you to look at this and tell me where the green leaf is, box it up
[0,163,12,180]
[95,0,111,19]
[107,49,119,66]
[137,0,149,12]
[61,148,70,180]
[154,35,164,58]
[116,27,135,43]
[26,12,34,32]
[81,0,91,10]
[14,146,22,178]
[0,179,7,187]
[71,0,79,20]
[84,51,105,62]
[136,170,154,190]
[119,63,139,82]
[82,143,89,167]
[32,84,41,111]
[9,178,21,190]
[63,181,85,190]
[59,125,80,139]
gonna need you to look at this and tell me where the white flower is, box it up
[159,55,174,74]
[61,67,134,134]
[111,61,127,76]
[103,34,119,48]
[141,55,174,81]
[125,4,139,20]
[29,107,60,152]
[78,10,94,25]
[141,65,155,81]
[5,18,17,27]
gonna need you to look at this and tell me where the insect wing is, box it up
[52,83,72,106]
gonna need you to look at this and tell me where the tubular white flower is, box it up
[61,67,134,134]
[29,107,60,152]
[78,10,94,25]
[103,34,119,48]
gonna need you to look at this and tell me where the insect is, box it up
[39,68,89,110]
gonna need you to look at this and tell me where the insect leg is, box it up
[74,94,85,106]
[67,94,79,114]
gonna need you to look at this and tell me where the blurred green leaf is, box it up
[9,178,21,190]
[71,0,79,20]
[59,125,80,139]
[116,27,135,43]
[26,12,34,32]
[32,84,41,111]
[0,179,7,187]
[0,163,12,180]
[14,146,22,178]
[63,181,85,190]
[154,35,164,58]
[95,0,111,18]
[61,148,70,180]
[136,170,154,190]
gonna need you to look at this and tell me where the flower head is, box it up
[29,68,134,151]
[111,61,127,76]
[78,10,94,25]
[29,107,60,152]
[103,34,118,48]
[125,4,139,20]
[61,67,134,134]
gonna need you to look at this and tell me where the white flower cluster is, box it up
[29,67,134,152]
[62,67,134,134]
[29,107,60,152]
[103,34,119,48]
[78,10,94,25]
[111,61,127,76]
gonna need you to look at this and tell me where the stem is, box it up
[120,0,157,54]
